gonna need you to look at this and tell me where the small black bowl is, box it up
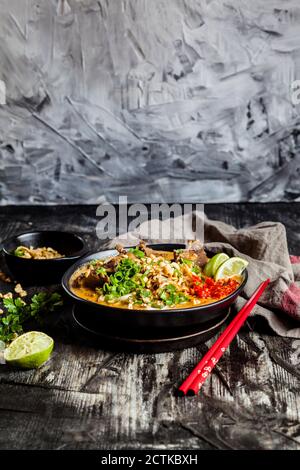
[62,244,248,332]
[2,231,87,285]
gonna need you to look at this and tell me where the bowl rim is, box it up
[61,244,248,314]
[2,230,87,261]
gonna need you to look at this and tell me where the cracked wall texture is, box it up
[0,0,300,204]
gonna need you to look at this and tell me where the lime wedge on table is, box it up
[204,253,230,277]
[4,332,54,369]
[214,257,248,281]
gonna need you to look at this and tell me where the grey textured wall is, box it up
[0,0,300,204]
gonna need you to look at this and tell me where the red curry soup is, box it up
[70,241,244,310]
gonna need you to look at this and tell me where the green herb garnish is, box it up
[0,292,63,343]
[89,260,99,266]
[128,247,145,258]
[96,267,107,276]
[181,258,193,266]
[191,265,201,274]
[103,258,141,300]
[136,288,152,300]
[14,248,25,257]
[159,284,188,306]
[173,268,182,277]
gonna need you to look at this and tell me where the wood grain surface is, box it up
[0,204,299,450]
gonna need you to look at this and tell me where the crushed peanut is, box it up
[14,283,27,298]
[3,292,13,299]
[14,245,64,259]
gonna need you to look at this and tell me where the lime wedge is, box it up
[204,253,230,277]
[214,257,248,281]
[4,331,54,369]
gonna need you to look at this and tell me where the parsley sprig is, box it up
[0,292,63,344]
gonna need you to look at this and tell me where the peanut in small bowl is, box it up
[2,231,87,285]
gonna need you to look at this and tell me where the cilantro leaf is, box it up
[0,292,63,344]
[128,247,145,258]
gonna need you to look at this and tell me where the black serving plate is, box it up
[72,304,231,353]
[62,244,248,332]
[2,231,87,285]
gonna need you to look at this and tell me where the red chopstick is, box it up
[178,278,270,396]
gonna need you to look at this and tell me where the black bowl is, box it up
[2,231,87,285]
[62,243,248,332]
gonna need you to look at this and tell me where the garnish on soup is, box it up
[70,241,248,310]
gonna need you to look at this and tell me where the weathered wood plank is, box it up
[0,204,299,450]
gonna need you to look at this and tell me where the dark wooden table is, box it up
[0,204,299,450]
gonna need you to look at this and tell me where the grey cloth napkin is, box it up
[112,212,300,338]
